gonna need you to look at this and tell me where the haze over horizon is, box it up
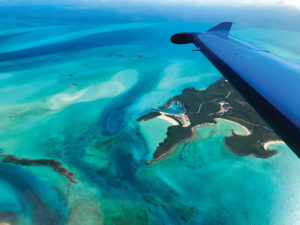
[0,0,299,10]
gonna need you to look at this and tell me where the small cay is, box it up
[138,78,280,163]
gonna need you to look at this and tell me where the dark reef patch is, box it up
[0,155,77,183]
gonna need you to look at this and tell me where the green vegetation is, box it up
[136,111,161,122]
[154,126,192,160]
[138,78,279,162]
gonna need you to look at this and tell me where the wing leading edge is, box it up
[171,22,300,156]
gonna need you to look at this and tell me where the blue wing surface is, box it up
[171,22,300,155]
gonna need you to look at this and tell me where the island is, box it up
[137,78,282,163]
[0,153,77,183]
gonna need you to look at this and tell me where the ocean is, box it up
[0,4,299,225]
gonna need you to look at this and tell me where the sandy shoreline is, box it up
[146,116,257,164]
[214,118,251,136]
[145,129,195,165]
[194,123,215,128]
[263,140,284,150]
[172,113,190,127]
[157,114,179,126]
[157,112,191,127]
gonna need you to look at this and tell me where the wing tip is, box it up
[170,32,194,44]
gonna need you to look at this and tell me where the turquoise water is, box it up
[139,117,173,161]
[0,5,299,225]
[160,101,185,114]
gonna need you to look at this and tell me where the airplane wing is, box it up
[171,22,300,156]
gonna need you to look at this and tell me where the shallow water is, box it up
[0,5,299,225]
[139,117,172,161]
[160,101,185,114]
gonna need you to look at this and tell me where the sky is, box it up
[165,0,300,9]
[0,0,299,9]
[121,0,300,9]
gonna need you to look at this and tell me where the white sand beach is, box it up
[263,140,284,150]
[157,114,179,126]
[214,118,251,136]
